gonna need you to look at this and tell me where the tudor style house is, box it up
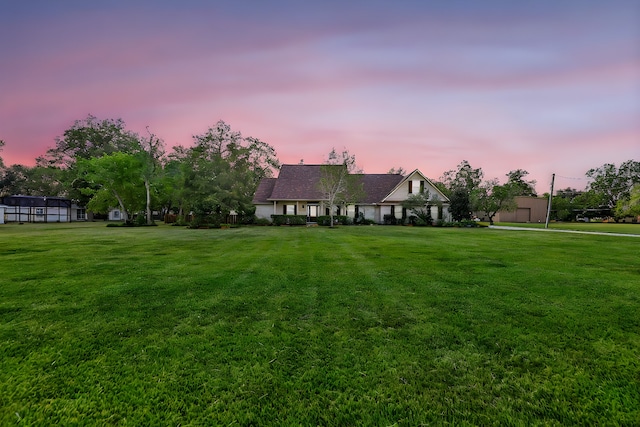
[253,164,451,224]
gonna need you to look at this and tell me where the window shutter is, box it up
[283,205,286,214]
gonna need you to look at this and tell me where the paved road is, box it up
[489,225,640,238]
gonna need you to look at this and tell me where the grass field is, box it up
[1,222,639,425]
[494,221,640,235]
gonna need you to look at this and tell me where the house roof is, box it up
[268,164,326,201]
[256,164,406,204]
[1,195,72,207]
[359,174,405,203]
[381,169,450,203]
[252,178,277,204]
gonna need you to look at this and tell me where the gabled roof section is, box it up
[268,164,326,201]
[381,169,450,203]
[359,174,405,203]
[252,178,277,204]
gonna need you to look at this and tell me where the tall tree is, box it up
[506,169,537,196]
[37,115,141,205]
[586,160,640,210]
[137,129,165,225]
[0,164,30,196]
[474,179,517,225]
[615,184,640,219]
[79,152,146,223]
[551,188,578,221]
[39,115,140,168]
[440,160,484,195]
[160,148,192,220]
[449,187,472,221]
[171,121,279,226]
[318,148,363,228]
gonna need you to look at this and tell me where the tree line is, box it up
[426,159,640,223]
[0,116,279,226]
[1,117,638,225]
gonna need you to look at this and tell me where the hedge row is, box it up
[270,215,307,225]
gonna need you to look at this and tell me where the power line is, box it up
[555,175,591,181]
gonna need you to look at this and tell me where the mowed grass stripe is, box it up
[0,223,638,425]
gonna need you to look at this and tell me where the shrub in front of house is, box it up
[270,215,307,226]
[383,214,399,225]
[317,215,352,226]
[404,215,430,226]
[414,217,430,226]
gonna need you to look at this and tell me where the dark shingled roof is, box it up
[252,178,277,204]
[268,164,326,201]
[359,174,405,203]
[255,164,406,204]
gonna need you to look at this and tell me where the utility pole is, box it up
[545,173,555,229]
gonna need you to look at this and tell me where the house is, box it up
[0,195,75,223]
[489,196,549,223]
[253,164,451,224]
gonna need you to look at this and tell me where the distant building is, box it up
[491,196,549,223]
[0,195,86,223]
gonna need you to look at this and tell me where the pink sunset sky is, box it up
[1,0,639,193]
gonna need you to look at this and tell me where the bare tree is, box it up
[318,148,363,227]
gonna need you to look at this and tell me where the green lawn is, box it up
[494,221,640,235]
[1,223,638,425]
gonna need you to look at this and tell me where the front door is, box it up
[307,205,319,223]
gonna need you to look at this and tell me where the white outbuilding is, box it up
[0,204,8,224]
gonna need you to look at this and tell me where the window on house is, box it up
[420,181,425,193]
[113,211,120,219]
[408,181,413,193]
[77,209,86,220]
[283,205,296,215]
[35,208,44,216]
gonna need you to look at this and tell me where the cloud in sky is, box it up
[1,0,638,192]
